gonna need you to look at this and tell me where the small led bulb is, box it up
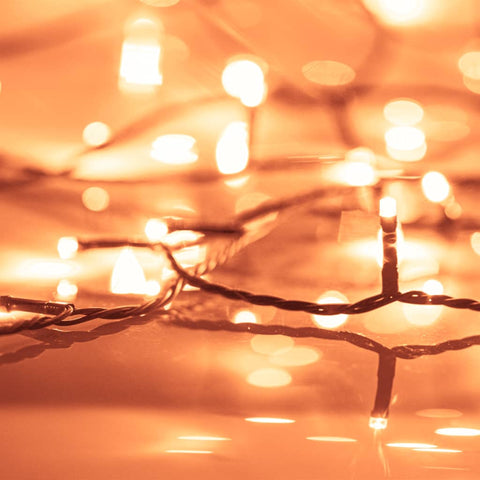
[379,197,397,218]
[369,416,388,430]
[57,237,79,260]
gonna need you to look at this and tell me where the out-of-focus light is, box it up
[165,450,213,454]
[145,218,169,242]
[380,196,397,218]
[345,147,376,164]
[269,346,320,367]
[110,248,148,295]
[470,232,480,255]
[435,427,480,437]
[414,448,462,453]
[363,0,425,24]
[56,279,78,301]
[421,171,450,203]
[250,334,294,355]
[177,436,230,441]
[416,408,462,418]
[369,416,388,430]
[119,18,163,91]
[385,126,426,161]
[312,291,349,329]
[57,237,79,260]
[335,161,376,187]
[216,122,249,175]
[458,51,480,79]
[222,58,266,107]
[140,0,180,6]
[245,417,295,424]
[444,199,462,220]
[233,309,257,324]
[19,260,76,280]
[82,122,111,147]
[145,280,161,297]
[150,134,198,165]
[422,279,443,295]
[82,187,110,212]
[302,60,355,86]
[403,279,444,326]
[307,436,357,443]
[387,443,437,449]
[384,99,424,125]
[462,75,480,94]
[247,368,292,388]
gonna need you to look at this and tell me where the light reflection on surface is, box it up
[307,436,357,443]
[414,448,462,453]
[435,427,480,437]
[269,346,320,367]
[416,409,463,418]
[233,309,258,324]
[384,99,423,125]
[82,187,110,212]
[177,436,231,441]
[250,334,294,356]
[245,417,295,424]
[385,126,426,161]
[247,368,292,388]
[387,442,437,449]
[150,135,198,165]
[165,449,213,454]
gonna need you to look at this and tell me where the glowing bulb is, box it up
[222,59,266,107]
[403,279,444,326]
[82,122,111,147]
[216,122,249,174]
[150,135,198,165]
[145,218,169,242]
[369,416,388,430]
[363,0,424,24]
[312,291,349,329]
[385,126,426,161]
[380,196,397,218]
[57,237,79,259]
[56,279,78,301]
[384,99,423,125]
[422,279,443,295]
[119,18,163,91]
[421,171,450,203]
[82,187,110,212]
[336,162,376,186]
[233,309,257,324]
[110,248,148,295]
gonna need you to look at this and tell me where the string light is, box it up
[215,122,249,174]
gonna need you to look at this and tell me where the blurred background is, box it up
[0,0,480,478]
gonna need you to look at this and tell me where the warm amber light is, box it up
[165,450,213,454]
[250,334,294,355]
[312,291,349,329]
[458,51,480,79]
[385,126,426,161]
[177,436,230,441]
[302,60,355,86]
[335,162,376,187]
[56,279,78,301]
[150,135,198,165]
[233,309,258,324]
[222,59,266,107]
[363,0,425,24]
[247,368,292,388]
[20,260,76,280]
[403,278,444,326]
[384,99,423,125]
[145,218,169,242]
[387,442,437,449]
[379,196,397,218]
[119,18,163,90]
[435,427,480,437]
[369,416,388,430]
[216,122,249,174]
[421,171,450,203]
[57,237,79,260]
[82,122,111,147]
[269,346,320,367]
[413,448,462,453]
[307,436,357,443]
[82,187,110,212]
[416,408,462,418]
[110,248,148,295]
[470,232,480,255]
[245,417,295,424]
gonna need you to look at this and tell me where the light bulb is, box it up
[369,416,388,430]
[421,171,450,203]
[216,122,249,174]
[380,197,397,218]
[57,237,79,259]
[150,134,198,165]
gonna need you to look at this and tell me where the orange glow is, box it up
[458,51,480,79]
[416,408,462,418]
[470,232,480,255]
[403,279,443,326]
[385,126,426,161]
[216,122,249,174]
[333,161,376,187]
[82,122,111,147]
[345,147,376,164]
[269,347,320,367]
[384,99,423,125]
[250,334,294,355]
[435,427,480,437]
[233,309,257,324]
[387,442,437,449]
[222,58,266,107]
[150,135,198,165]
[421,171,450,203]
[312,291,348,329]
[363,0,425,24]
[380,196,397,218]
[119,18,163,91]
[145,218,169,242]
[110,248,148,295]
[422,279,443,295]
[165,450,213,454]
[177,436,230,441]
[302,60,355,86]
[307,436,357,443]
[414,448,462,453]
[19,259,76,280]
[82,187,110,212]
[245,417,295,424]
[247,368,292,388]
[462,74,480,94]
[57,237,79,260]
[369,416,388,430]
[56,279,78,301]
